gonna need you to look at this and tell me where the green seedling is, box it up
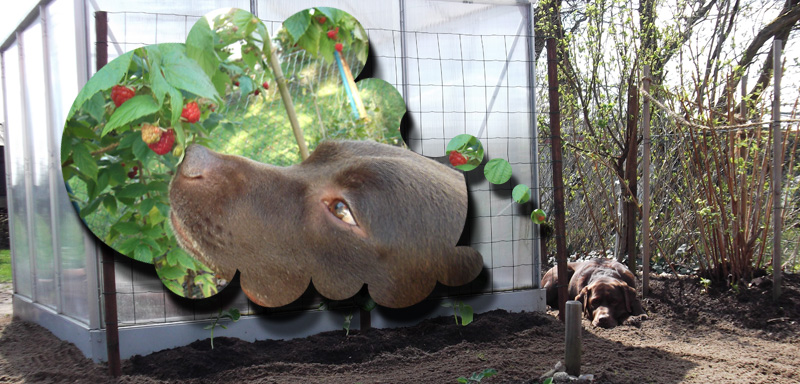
[700,277,711,293]
[457,368,497,383]
[204,308,241,349]
[343,313,354,336]
[442,301,474,326]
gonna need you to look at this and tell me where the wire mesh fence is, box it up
[94,8,540,326]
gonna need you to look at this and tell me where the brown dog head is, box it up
[575,277,644,328]
[168,140,483,308]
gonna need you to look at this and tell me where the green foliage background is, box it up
[61,8,404,299]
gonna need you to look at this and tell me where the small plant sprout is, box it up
[204,308,241,349]
[343,313,354,336]
[457,368,497,383]
[700,277,711,293]
[442,301,474,326]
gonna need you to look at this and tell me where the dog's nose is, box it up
[179,144,219,178]
[593,313,616,328]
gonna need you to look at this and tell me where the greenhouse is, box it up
[1,0,544,362]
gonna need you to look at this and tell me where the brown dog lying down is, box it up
[541,259,645,328]
[169,140,484,308]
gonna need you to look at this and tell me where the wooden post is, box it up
[641,66,652,297]
[546,38,569,321]
[772,40,782,301]
[564,300,582,377]
[95,11,121,378]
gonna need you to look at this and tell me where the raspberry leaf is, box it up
[316,7,344,25]
[102,95,161,136]
[71,144,98,180]
[484,158,512,185]
[68,51,132,120]
[133,244,154,263]
[512,184,531,204]
[160,44,220,102]
[237,75,254,95]
[284,9,311,42]
[185,17,218,78]
[168,87,184,129]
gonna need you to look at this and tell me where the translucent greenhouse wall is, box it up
[2,0,543,362]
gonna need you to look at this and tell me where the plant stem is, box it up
[264,32,309,160]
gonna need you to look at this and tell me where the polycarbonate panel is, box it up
[23,20,58,308]
[48,0,92,323]
[3,43,33,298]
[89,0,251,70]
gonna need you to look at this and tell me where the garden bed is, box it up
[0,273,798,383]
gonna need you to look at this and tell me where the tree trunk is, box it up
[622,73,640,273]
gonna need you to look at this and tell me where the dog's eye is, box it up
[330,200,357,225]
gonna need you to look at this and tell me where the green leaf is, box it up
[84,91,107,122]
[134,244,154,263]
[237,75,254,96]
[512,184,530,204]
[459,304,473,326]
[115,236,140,254]
[72,144,98,180]
[68,51,132,120]
[161,44,220,101]
[186,17,218,78]
[211,71,229,101]
[163,279,183,295]
[316,7,345,25]
[296,23,321,56]
[168,87,184,130]
[79,198,102,219]
[284,10,311,43]
[132,138,152,163]
[102,195,118,214]
[147,57,173,106]
[157,265,187,280]
[138,198,156,216]
[446,134,474,153]
[484,158,512,185]
[102,95,160,136]
[112,221,141,235]
[65,121,98,140]
[116,183,149,199]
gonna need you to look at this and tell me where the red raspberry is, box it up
[234,80,240,86]
[253,89,260,96]
[335,43,343,53]
[317,16,326,24]
[262,81,269,90]
[181,101,201,123]
[148,128,175,155]
[449,151,468,167]
[141,123,163,144]
[111,85,135,107]
[327,27,339,40]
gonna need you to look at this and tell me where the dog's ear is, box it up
[622,284,645,315]
[576,285,592,317]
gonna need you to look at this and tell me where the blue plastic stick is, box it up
[335,51,360,119]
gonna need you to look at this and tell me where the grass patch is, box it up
[0,249,11,284]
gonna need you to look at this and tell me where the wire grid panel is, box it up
[100,4,539,326]
[400,0,538,295]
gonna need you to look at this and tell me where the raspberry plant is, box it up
[62,9,273,298]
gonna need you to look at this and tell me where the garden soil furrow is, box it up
[0,273,797,383]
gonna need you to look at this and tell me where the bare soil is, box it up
[0,273,798,384]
